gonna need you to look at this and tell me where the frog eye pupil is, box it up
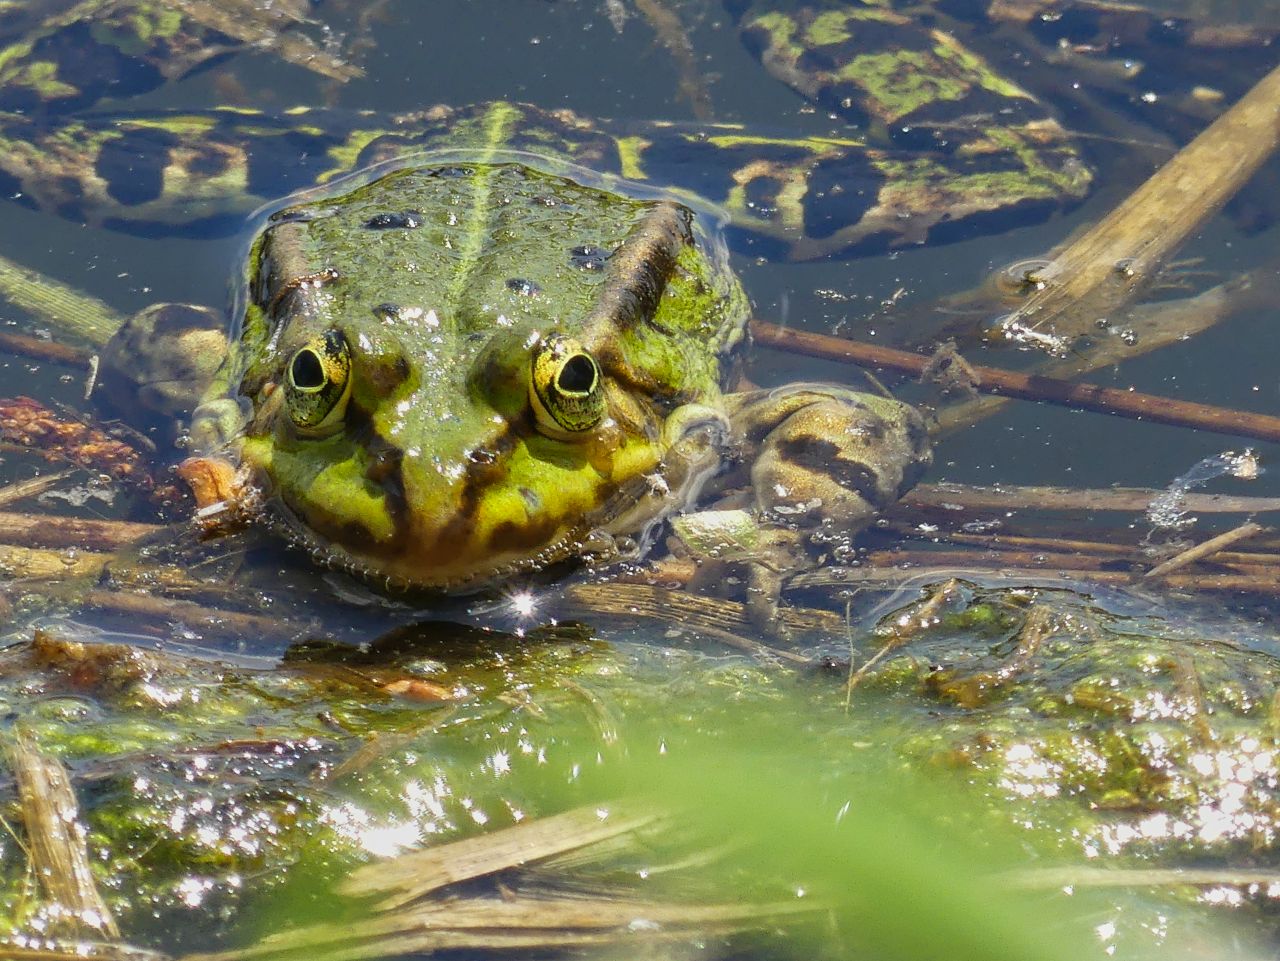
[557,354,596,394]
[291,349,325,389]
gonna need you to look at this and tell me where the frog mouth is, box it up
[246,426,728,596]
[249,492,635,595]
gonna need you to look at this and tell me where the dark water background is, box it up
[3,0,1277,539]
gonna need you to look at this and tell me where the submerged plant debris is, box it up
[0,584,1274,957]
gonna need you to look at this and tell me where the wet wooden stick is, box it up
[0,510,162,551]
[559,582,844,640]
[0,470,74,510]
[901,483,1280,514]
[928,605,1057,708]
[340,803,663,909]
[6,729,120,938]
[0,330,91,368]
[987,60,1280,343]
[792,564,1280,595]
[1142,521,1267,580]
[880,523,1280,570]
[1006,866,1280,891]
[751,320,1280,445]
[81,590,303,640]
[847,578,962,697]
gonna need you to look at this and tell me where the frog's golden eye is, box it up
[284,330,351,434]
[530,335,605,435]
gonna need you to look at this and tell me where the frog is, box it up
[0,0,1269,623]
[129,157,930,630]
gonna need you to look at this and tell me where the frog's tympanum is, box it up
[184,162,931,609]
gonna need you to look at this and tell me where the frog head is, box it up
[220,162,747,591]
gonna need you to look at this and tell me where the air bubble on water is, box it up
[1146,449,1263,530]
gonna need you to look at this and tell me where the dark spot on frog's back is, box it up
[778,436,884,506]
[426,166,473,180]
[365,210,424,230]
[506,278,541,296]
[0,21,163,113]
[96,127,177,206]
[641,136,756,206]
[148,303,222,336]
[187,146,231,178]
[570,245,608,271]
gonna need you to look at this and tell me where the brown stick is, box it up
[1142,521,1267,580]
[0,510,163,551]
[0,470,74,509]
[881,522,1280,569]
[927,604,1057,708]
[793,564,1280,594]
[901,483,1280,514]
[0,330,91,368]
[557,582,845,638]
[751,320,1280,445]
[987,60,1280,343]
[81,590,304,640]
[847,579,963,697]
[339,803,663,910]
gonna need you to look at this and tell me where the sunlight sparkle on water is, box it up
[323,801,423,857]
[508,589,538,619]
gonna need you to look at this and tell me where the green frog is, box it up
[0,0,1261,619]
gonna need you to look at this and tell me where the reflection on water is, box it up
[0,1,1278,957]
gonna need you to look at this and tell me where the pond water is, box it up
[0,1,1278,959]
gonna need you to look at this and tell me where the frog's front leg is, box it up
[723,385,932,632]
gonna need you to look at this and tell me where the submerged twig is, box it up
[1006,866,1280,890]
[1142,521,1267,580]
[0,510,163,552]
[793,565,1280,596]
[900,483,1280,515]
[0,471,75,510]
[928,605,1057,708]
[846,578,962,699]
[0,252,125,349]
[0,331,91,369]
[5,728,120,938]
[340,803,664,910]
[80,591,304,641]
[984,60,1280,346]
[183,891,810,961]
[559,582,843,648]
